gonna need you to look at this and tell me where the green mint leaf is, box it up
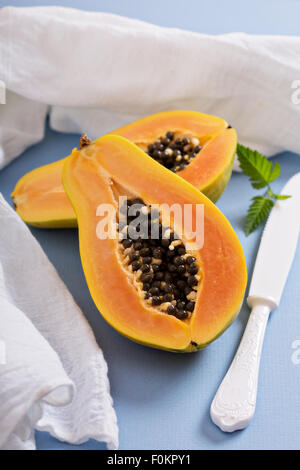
[268,161,281,183]
[237,144,280,189]
[245,196,274,236]
[273,194,291,200]
[237,143,291,235]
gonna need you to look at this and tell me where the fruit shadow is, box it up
[106,330,206,405]
[236,223,264,329]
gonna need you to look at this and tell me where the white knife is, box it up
[210,172,300,432]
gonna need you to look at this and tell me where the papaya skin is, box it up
[11,110,236,228]
[62,134,247,352]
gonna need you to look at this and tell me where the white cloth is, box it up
[0,194,118,450]
[0,6,300,170]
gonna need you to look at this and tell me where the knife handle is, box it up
[210,303,271,432]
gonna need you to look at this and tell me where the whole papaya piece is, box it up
[12,111,236,228]
[62,134,246,352]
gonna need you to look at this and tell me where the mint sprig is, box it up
[237,144,291,236]
[244,196,274,236]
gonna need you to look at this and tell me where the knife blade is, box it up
[210,172,300,432]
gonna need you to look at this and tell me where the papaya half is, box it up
[62,134,247,352]
[11,110,237,228]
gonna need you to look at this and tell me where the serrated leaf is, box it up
[237,144,280,189]
[268,161,281,183]
[273,194,291,200]
[245,196,274,236]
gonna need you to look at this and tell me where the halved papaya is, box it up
[12,111,236,228]
[62,134,247,352]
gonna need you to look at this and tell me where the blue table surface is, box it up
[1,0,300,451]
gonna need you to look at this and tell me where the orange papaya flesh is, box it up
[11,110,236,228]
[180,128,237,202]
[12,159,77,228]
[62,134,247,352]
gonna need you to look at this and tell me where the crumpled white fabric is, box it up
[0,5,300,171]
[0,194,118,450]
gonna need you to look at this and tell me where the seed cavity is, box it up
[146,132,202,173]
[117,198,201,321]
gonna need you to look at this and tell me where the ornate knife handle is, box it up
[210,304,271,432]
